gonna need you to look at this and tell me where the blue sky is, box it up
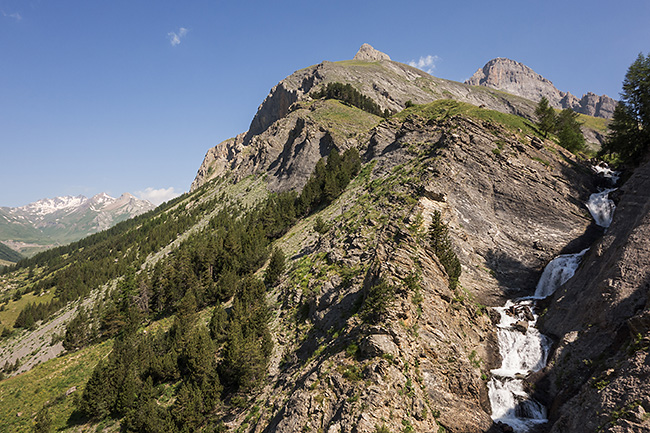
[1,0,648,207]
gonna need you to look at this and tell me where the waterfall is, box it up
[593,164,620,185]
[586,188,616,228]
[488,166,618,431]
[533,249,589,299]
[488,250,588,431]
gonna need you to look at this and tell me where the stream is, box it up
[487,168,617,432]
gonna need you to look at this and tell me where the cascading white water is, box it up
[488,167,619,432]
[586,188,617,228]
[534,249,589,298]
[488,250,588,432]
[593,164,620,184]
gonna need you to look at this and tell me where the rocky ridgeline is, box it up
[466,58,617,119]
[192,45,579,193]
[253,109,597,432]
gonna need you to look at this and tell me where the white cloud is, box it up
[2,10,22,21]
[408,55,440,74]
[168,27,188,46]
[135,187,182,206]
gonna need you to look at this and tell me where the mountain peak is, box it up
[353,43,391,61]
[466,57,616,118]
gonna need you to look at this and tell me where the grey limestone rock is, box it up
[353,43,391,62]
[466,57,616,118]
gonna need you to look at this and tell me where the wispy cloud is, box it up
[408,55,440,74]
[2,10,22,21]
[167,27,188,47]
[135,187,181,206]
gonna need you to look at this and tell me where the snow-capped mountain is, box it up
[0,193,155,256]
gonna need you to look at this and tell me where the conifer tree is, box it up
[555,108,585,152]
[33,406,52,433]
[264,247,286,287]
[535,96,556,137]
[601,53,650,163]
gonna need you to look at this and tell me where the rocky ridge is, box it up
[192,46,610,193]
[466,57,617,119]
[236,104,599,432]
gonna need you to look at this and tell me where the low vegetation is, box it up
[395,99,539,137]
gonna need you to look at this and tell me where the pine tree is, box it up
[209,304,228,342]
[264,247,286,287]
[63,307,90,352]
[33,406,52,433]
[601,53,650,163]
[535,96,556,137]
[555,108,585,153]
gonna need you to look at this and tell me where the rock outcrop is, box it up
[353,43,391,61]
[537,156,650,432]
[466,58,617,118]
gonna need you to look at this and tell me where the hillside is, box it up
[0,243,23,265]
[0,44,645,433]
[0,193,155,256]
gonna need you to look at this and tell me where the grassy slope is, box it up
[0,340,113,432]
[305,99,381,139]
[0,291,55,331]
[395,99,540,136]
[0,243,23,264]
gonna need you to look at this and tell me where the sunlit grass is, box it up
[0,339,113,432]
[0,290,55,330]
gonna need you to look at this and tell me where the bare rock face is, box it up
[538,156,650,432]
[353,43,391,61]
[466,58,616,118]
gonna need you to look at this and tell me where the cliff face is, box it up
[538,158,650,432]
[466,58,617,119]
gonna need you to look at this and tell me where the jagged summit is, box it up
[466,57,617,118]
[353,43,391,61]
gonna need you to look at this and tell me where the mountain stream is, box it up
[488,173,617,432]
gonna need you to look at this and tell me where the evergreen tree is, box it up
[264,247,286,287]
[429,211,461,290]
[361,280,395,324]
[209,304,228,342]
[555,108,585,152]
[601,53,650,163]
[535,96,556,137]
[63,307,90,352]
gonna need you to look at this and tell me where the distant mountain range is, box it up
[466,57,617,118]
[0,193,155,257]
